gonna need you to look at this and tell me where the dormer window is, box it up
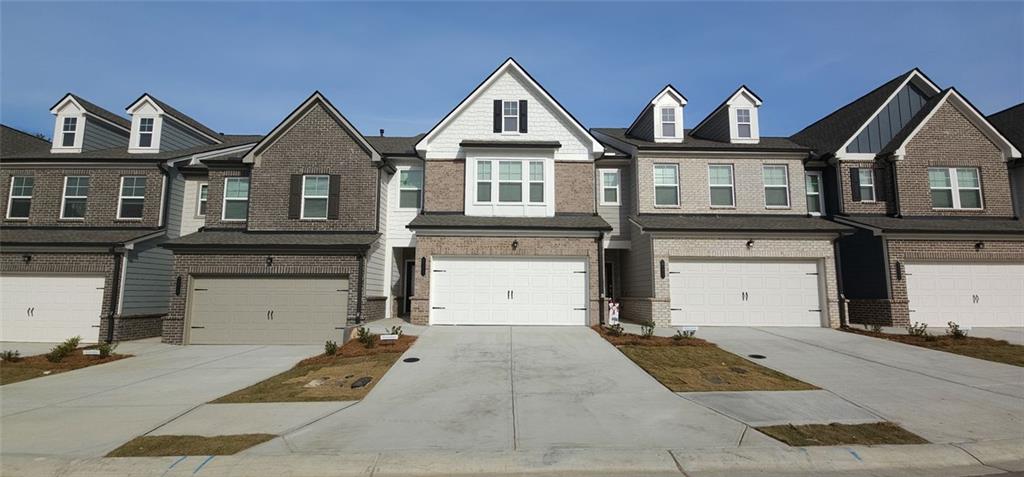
[138,118,154,148]
[503,101,519,132]
[661,108,676,137]
[61,117,78,147]
[736,109,752,138]
[493,99,527,134]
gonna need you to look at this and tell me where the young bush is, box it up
[870,323,882,333]
[946,321,968,339]
[906,322,928,337]
[640,321,655,339]
[1,350,21,362]
[97,342,118,358]
[46,336,82,363]
[388,326,403,336]
[324,341,338,355]
[673,329,696,341]
[356,327,375,349]
[605,323,624,337]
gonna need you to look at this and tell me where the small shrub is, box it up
[673,329,696,341]
[907,322,928,337]
[356,327,375,349]
[946,321,968,339]
[388,326,403,336]
[46,336,82,363]
[605,323,624,337]
[1,350,21,362]
[324,341,338,355]
[65,336,82,349]
[870,323,882,333]
[640,321,655,339]
[97,342,118,358]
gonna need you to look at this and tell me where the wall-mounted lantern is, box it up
[746,239,755,249]
[175,276,183,296]
[420,257,426,276]
[265,256,274,267]
[22,254,32,264]
[975,242,985,251]
[511,239,519,251]
[895,261,904,281]
[660,260,666,279]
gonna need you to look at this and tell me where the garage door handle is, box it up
[432,269,446,273]
[271,310,274,320]
[191,326,205,329]
[194,288,208,291]
[809,309,821,312]
[573,307,586,310]
[432,306,446,310]
[573,271,586,274]
[671,308,682,311]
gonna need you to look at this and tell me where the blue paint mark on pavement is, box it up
[848,449,863,462]
[193,455,215,474]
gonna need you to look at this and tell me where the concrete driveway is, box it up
[267,326,777,454]
[0,341,318,457]
[698,327,1024,444]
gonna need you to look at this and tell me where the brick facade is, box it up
[837,160,893,215]
[163,253,363,344]
[423,160,465,212]
[554,162,596,213]
[0,166,165,228]
[409,235,602,326]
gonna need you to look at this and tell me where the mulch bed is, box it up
[1,349,131,386]
[592,325,715,347]
[298,334,417,365]
[106,434,276,457]
[757,422,929,446]
[843,327,1024,367]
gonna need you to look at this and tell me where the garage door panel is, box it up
[906,263,1024,328]
[1,275,104,343]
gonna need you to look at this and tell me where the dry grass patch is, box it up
[1,349,130,386]
[757,422,928,447]
[213,335,416,403]
[843,328,1024,367]
[106,434,275,457]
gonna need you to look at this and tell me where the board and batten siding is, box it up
[846,83,929,154]
[160,117,212,152]
[179,178,207,237]
[364,169,390,299]
[82,119,127,152]
[120,237,174,315]
[596,166,631,242]
[165,170,185,239]
[386,161,421,247]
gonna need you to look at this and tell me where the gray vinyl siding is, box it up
[628,106,655,141]
[160,117,213,152]
[846,84,928,154]
[165,169,185,239]
[597,166,631,241]
[692,109,730,142]
[120,237,174,315]
[363,172,389,298]
[622,221,653,297]
[82,118,128,152]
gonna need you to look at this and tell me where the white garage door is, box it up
[188,277,348,345]
[670,260,824,327]
[905,263,1024,328]
[430,257,588,325]
[0,275,104,343]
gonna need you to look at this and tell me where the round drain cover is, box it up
[747,354,767,359]
[403,357,420,363]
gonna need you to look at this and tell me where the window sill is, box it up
[653,204,681,209]
[599,202,621,207]
[58,218,85,221]
[115,218,144,221]
[221,219,247,223]
[4,217,29,221]
[299,218,329,221]
[931,207,984,211]
[710,205,736,209]
[765,206,792,210]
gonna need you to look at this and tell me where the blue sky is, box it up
[2,2,1021,139]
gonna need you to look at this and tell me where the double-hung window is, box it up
[197,183,208,216]
[301,175,329,219]
[654,164,679,207]
[805,172,824,215]
[475,160,545,204]
[502,100,519,133]
[61,117,77,147]
[222,177,249,221]
[477,161,493,202]
[399,169,423,209]
[498,161,523,202]
[857,169,876,202]
[6,176,33,219]
[118,176,146,219]
[138,118,155,148]
[929,167,982,209]
[61,176,89,219]
[708,164,735,207]
[528,162,544,203]
[736,109,752,138]
[660,108,676,137]
[599,169,620,206]
[762,165,790,208]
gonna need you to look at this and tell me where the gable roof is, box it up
[1,124,52,157]
[126,93,222,143]
[593,128,808,153]
[2,134,261,162]
[414,57,604,158]
[49,93,131,131]
[880,88,1021,160]
[690,85,762,138]
[790,68,940,156]
[243,91,381,163]
[625,84,688,137]
[365,134,423,157]
[987,102,1024,153]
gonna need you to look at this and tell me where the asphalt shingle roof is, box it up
[1,125,52,157]
[408,213,611,231]
[66,94,132,130]
[988,103,1024,153]
[163,229,380,250]
[1,134,262,162]
[790,70,915,156]
[838,216,1024,235]
[0,227,163,246]
[593,128,808,153]
[631,214,851,233]
[142,94,222,140]
[364,134,423,156]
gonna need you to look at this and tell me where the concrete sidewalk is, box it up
[2,438,1021,476]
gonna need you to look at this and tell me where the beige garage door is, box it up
[188,277,348,345]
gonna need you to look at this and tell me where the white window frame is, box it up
[736,108,752,139]
[475,160,547,205]
[221,177,250,222]
[475,160,493,203]
[398,169,423,210]
[929,167,983,210]
[6,175,33,220]
[300,175,330,220]
[805,171,824,216]
[599,169,621,206]
[497,161,524,203]
[137,117,155,148]
[762,164,791,209]
[466,158,553,217]
[707,164,735,208]
[660,107,677,138]
[61,117,78,147]
[117,176,147,220]
[60,175,89,220]
[653,163,680,207]
[527,161,544,203]
[857,168,876,203]
[196,183,208,217]
[502,100,520,134]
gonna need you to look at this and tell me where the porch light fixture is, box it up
[420,257,426,276]
[660,260,666,279]
[895,261,904,281]
[265,256,273,267]
[746,240,755,249]
[21,254,31,264]
[511,239,519,251]
[175,276,182,296]
[975,242,985,250]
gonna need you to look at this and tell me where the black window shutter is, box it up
[874,167,887,201]
[849,168,861,202]
[519,100,528,133]
[493,100,502,133]
[327,174,341,220]
[288,174,302,219]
